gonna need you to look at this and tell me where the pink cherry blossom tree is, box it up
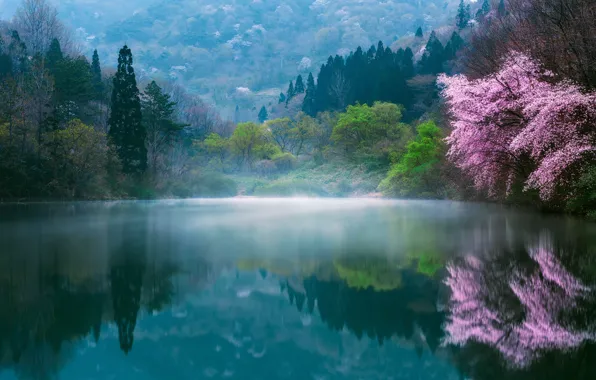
[438,52,596,199]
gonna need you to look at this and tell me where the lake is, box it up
[0,199,595,380]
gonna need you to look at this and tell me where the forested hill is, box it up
[1,0,465,117]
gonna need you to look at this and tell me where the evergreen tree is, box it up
[415,27,423,38]
[497,0,506,17]
[419,31,445,74]
[0,36,12,78]
[456,0,470,29]
[476,0,491,19]
[401,47,415,79]
[91,49,104,100]
[45,38,63,74]
[295,74,305,94]
[52,56,94,121]
[142,81,184,176]
[108,45,146,175]
[8,31,27,74]
[278,92,286,104]
[258,106,268,123]
[302,72,317,117]
[444,32,465,61]
[285,80,295,104]
[481,0,491,14]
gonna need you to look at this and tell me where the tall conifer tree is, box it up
[108,45,146,175]
[45,38,63,74]
[91,49,104,100]
[302,72,317,117]
[295,75,305,94]
[258,106,268,123]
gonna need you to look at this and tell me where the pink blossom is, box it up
[439,52,596,199]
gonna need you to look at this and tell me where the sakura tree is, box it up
[443,238,595,367]
[438,52,596,199]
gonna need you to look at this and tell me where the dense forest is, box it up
[1,0,595,218]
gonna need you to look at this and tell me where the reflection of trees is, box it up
[444,238,596,373]
[284,271,445,351]
[110,248,147,355]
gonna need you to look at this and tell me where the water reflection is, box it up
[0,199,594,379]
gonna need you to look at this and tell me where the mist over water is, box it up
[0,199,595,379]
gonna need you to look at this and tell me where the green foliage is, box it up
[565,164,596,219]
[331,102,410,159]
[141,80,185,176]
[44,119,108,197]
[230,122,279,169]
[272,152,297,172]
[379,120,444,198]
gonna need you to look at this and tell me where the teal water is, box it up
[0,199,595,380]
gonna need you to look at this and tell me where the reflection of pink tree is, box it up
[444,239,594,367]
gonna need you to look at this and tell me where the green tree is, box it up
[302,72,317,116]
[258,105,268,123]
[379,121,444,198]
[331,102,408,154]
[415,27,423,38]
[91,49,104,100]
[45,38,63,74]
[0,36,13,78]
[456,0,471,29]
[141,81,185,177]
[295,74,305,94]
[285,80,295,104]
[45,119,108,197]
[278,92,286,104]
[497,0,506,17]
[267,117,293,152]
[53,56,94,120]
[419,31,445,74]
[230,122,277,169]
[202,132,230,168]
[108,45,146,175]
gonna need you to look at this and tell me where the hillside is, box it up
[2,0,465,118]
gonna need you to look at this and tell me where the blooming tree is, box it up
[443,238,595,367]
[438,52,596,199]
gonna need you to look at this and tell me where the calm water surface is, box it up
[0,199,595,380]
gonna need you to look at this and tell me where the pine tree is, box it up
[8,30,27,74]
[258,106,268,123]
[419,31,445,74]
[45,38,63,74]
[278,92,286,104]
[91,49,104,100]
[302,72,317,117]
[456,0,470,29]
[444,32,465,61]
[401,47,415,78]
[415,27,423,38]
[234,105,240,123]
[108,45,146,175]
[53,56,94,120]
[0,35,12,78]
[497,0,506,17]
[142,81,184,176]
[286,80,295,104]
[295,75,305,94]
[482,0,491,13]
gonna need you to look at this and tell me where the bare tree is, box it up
[13,0,68,54]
